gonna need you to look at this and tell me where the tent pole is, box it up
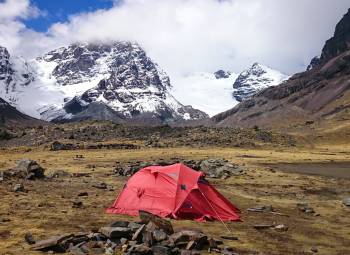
[199,189,233,234]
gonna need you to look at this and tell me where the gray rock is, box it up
[152,245,171,255]
[13,183,25,192]
[200,159,243,178]
[31,234,74,252]
[342,197,350,206]
[127,244,152,254]
[109,221,129,228]
[13,159,45,179]
[99,227,132,239]
[153,229,168,242]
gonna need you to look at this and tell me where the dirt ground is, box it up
[0,145,350,255]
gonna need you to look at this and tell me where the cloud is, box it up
[1,0,349,76]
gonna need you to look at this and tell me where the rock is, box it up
[246,205,273,213]
[180,250,191,255]
[128,222,144,231]
[200,159,243,178]
[78,192,88,197]
[131,224,145,241]
[274,224,288,232]
[31,234,74,252]
[253,224,274,230]
[49,170,71,178]
[13,159,45,179]
[99,227,132,239]
[153,229,168,242]
[92,183,108,189]
[0,171,4,182]
[342,197,350,206]
[13,183,25,192]
[297,203,315,214]
[142,230,154,246]
[51,141,66,151]
[152,245,171,255]
[214,70,230,79]
[109,221,130,228]
[105,247,114,255]
[24,232,36,244]
[311,246,318,253]
[139,210,174,235]
[127,244,152,254]
[169,230,207,249]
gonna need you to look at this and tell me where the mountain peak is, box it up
[232,63,288,102]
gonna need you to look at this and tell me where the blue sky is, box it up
[25,0,114,32]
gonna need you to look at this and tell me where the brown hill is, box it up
[0,97,44,127]
[212,9,350,129]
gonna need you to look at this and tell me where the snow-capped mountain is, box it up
[0,42,208,124]
[171,71,238,117]
[0,46,35,106]
[232,63,289,102]
[172,64,287,117]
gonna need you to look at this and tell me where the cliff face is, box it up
[211,9,350,128]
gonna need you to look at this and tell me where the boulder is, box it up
[200,159,243,178]
[139,210,174,235]
[31,234,74,252]
[13,159,45,179]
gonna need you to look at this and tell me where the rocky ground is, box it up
[0,140,350,255]
[0,121,296,149]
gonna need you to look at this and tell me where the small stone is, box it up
[311,247,318,253]
[78,192,88,197]
[13,183,25,192]
[274,224,288,232]
[24,232,35,244]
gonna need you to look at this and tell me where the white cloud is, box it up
[1,0,349,77]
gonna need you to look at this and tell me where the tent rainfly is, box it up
[107,163,240,222]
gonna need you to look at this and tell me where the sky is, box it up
[0,0,349,77]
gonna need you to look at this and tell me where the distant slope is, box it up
[212,8,350,129]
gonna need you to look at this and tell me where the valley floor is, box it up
[0,145,350,255]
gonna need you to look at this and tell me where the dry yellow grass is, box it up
[0,145,350,254]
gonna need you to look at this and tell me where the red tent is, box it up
[106,163,240,222]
